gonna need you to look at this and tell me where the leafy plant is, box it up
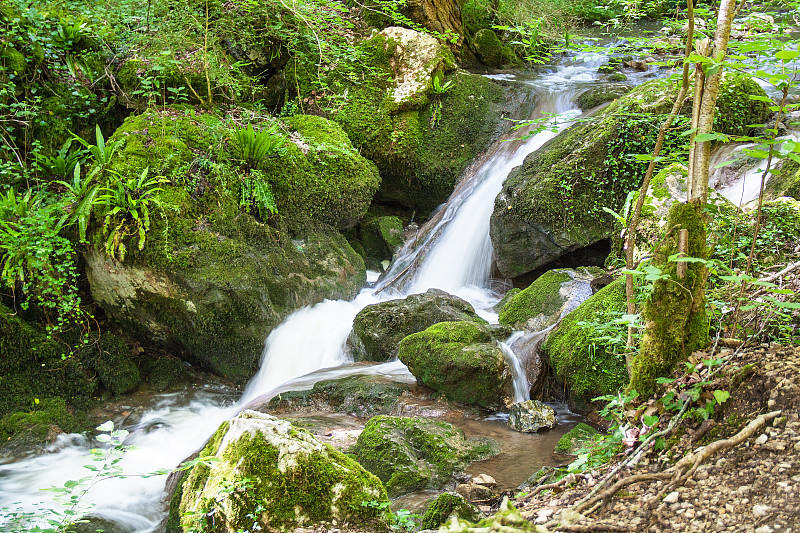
[34,139,85,181]
[360,500,419,532]
[71,125,121,175]
[55,163,105,242]
[100,167,171,262]
[431,75,454,95]
[231,123,285,170]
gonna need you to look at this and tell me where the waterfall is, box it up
[0,55,607,533]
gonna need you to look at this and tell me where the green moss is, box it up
[554,423,600,454]
[714,72,772,136]
[0,398,85,445]
[498,270,572,328]
[76,335,140,396]
[0,304,97,422]
[472,29,519,68]
[765,159,800,201]
[179,416,385,531]
[541,278,629,400]
[352,416,498,497]
[421,493,479,530]
[398,321,511,408]
[630,201,710,398]
[493,288,520,313]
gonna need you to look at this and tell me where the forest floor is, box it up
[513,342,800,533]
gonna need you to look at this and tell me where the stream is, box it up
[2,54,612,533]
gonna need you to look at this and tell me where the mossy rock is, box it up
[421,493,480,530]
[489,74,770,279]
[349,289,487,362]
[493,288,521,314]
[541,277,628,404]
[765,158,800,201]
[360,215,405,270]
[398,321,513,409]
[498,268,599,331]
[177,410,386,532]
[267,374,412,418]
[472,29,520,68]
[86,108,373,383]
[554,422,600,454]
[0,398,86,454]
[328,30,532,216]
[0,304,97,423]
[439,498,548,532]
[574,83,631,110]
[351,415,499,497]
[143,356,190,392]
[76,335,140,396]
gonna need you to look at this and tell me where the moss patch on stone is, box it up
[498,270,572,328]
[398,321,512,409]
[541,278,629,401]
[554,422,600,454]
[352,415,499,497]
[421,493,480,530]
[178,412,386,532]
[472,29,520,68]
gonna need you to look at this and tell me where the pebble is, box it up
[664,491,680,504]
[756,434,769,445]
[753,504,771,517]
[755,527,774,533]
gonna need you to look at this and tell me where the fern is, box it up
[231,123,285,169]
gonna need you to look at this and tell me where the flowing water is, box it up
[0,55,609,533]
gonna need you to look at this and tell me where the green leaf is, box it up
[96,420,114,432]
[694,132,728,143]
[713,390,730,404]
[643,415,659,427]
[775,49,800,61]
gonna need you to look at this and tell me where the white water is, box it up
[0,55,606,533]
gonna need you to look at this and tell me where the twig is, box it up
[758,260,800,283]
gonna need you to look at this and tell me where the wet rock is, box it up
[420,493,481,530]
[456,482,493,502]
[472,29,520,68]
[555,422,600,454]
[174,410,386,531]
[398,321,515,409]
[351,415,498,497]
[498,268,600,331]
[574,83,631,111]
[349,289,487,362]
[490,74,771,279]
[507,400,556,433]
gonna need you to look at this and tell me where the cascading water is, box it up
[0,54,608,533]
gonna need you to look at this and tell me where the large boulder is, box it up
[541,277,629,406]
[348,289,487,362]
[490,74,772,279]
[176,410,387,532]
[86,108,374,383]
[398,321,514,409]
[266,375,413,418]
[507,400,557,433]
[498,268,600,331]
[321,28,536,216]
[351,415,498,497]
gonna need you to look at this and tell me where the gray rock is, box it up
[507,400,557,433]
[349,289,487,362]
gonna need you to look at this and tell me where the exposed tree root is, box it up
[567,410,781,515]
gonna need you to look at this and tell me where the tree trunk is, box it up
[405,0,465,46]
[629,0,737,397]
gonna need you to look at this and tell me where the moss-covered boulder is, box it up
[0,305,97,422]
[439,498,548,532]
[472,29,520,68]
[554,422,600,454]
[398,321,514,409]
[176,410,386,532]
[421,493,481,530]
[348,289,487,362]
[541,277,628,404]
[490,74,771,279]
[328,28,534,216]
[574,83,631,110]
[498,268,600,331]
[765,158,800,201]
[85,109,375,383]
[351,415,499,497]
[266,375,412,418]
[360,215,405,271]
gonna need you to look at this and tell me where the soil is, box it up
[510,342,800,533]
